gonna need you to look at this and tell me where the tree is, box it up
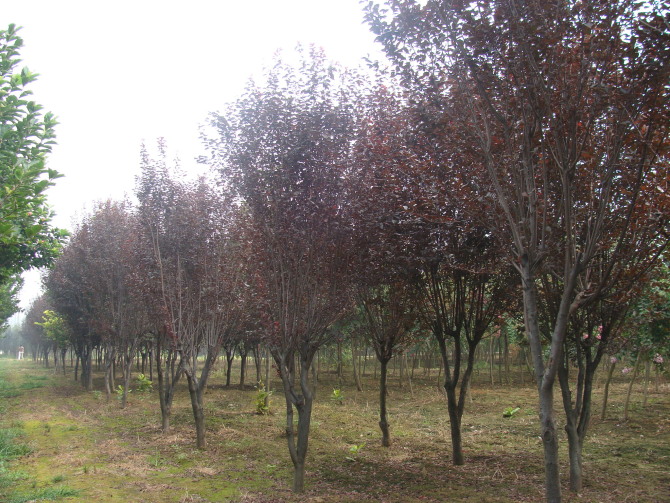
[357,282,418,447]
[78,200,141,406]
[35,309,71,373]
[135,141,186,432]
[365,1,670,500]
[208,47,357,492]
[0,275,22,330]
[44,217,102,390]
[349,80,516,462]
[137,144,246,448]
[347,83,423,447]
[20,295,50,362]
[0,24,66,284]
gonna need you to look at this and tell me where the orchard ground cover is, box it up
[0,357,667,502]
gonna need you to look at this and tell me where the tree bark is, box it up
[445,384,463,465]
[239,348,248,390]
[565,418,582,493]
[623,353,642,421]
[352,342,363,392]
[522,263,563,503]
[186,371,206,449]
[600,359,616,420]
[278,350,315,493]
[379,358,391,447]
[225,347,234,387]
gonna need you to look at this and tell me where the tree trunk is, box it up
[538,382,561,503]
[253,344,262,385]
[156,338,181,433]
[642,360,651,407]
[623,353,642,421]
[186,372,206,449]
[445,383,463,465]
[311,353,317,399]
[489,336,494,385]
[265,348,272,409]
[379,358,391,447]
[239,349,248,390]
[278,350,315,493]
[352,342,363,392]
[600,359,616,420]
[225,347,234,387]
[565,418,582,493]
[61,348,67,375]
[337,341,343,387]
[522,263,564,503]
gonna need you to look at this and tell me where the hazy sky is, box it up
[3,0,384,313]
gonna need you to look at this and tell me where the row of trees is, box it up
[12,2,670,502]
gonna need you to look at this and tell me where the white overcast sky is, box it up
[3,0,384,313]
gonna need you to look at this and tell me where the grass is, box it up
[0,356,668,502]
[7,486,80,503]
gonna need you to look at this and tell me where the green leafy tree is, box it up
[0,274,22,330]
[0,24,66,283]
[35,308,71,371]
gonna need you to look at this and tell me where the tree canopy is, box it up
[0,24,65,310]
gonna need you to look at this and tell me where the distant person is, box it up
[17,345,24,360]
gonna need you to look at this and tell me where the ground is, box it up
[0,357,668,502]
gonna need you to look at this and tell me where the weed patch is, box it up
[7,485,79,503]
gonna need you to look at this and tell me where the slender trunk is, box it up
[445,383,463,465]
[156,339,181,432]
[121,350,134,409]
[225,348,234,387]
[503,329,510,385]
[623,353,643,421]
[337,341,343,387]
[104,349,113,402]
[81,341,94,391]
[156,346,170,431]
[239,350,248,390]
[642,360,651,407]
[522,263,563,503]
[439,335,466,466]
[186,371,206,449]
[265,348,272,409]
[498,336,503,385]
[253,344,262,385]
[379,358,391,447]
[352,342,363,392]
[538,382,561,503]
[600,360,616,420]
[363,346,368,376]
[558,358,590,493]
[121,364,131,409]
[278,350,315,493]
[311,353,317,399]
[489,336,494,385]
[565,418,582,493]
[149,348,154,382]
